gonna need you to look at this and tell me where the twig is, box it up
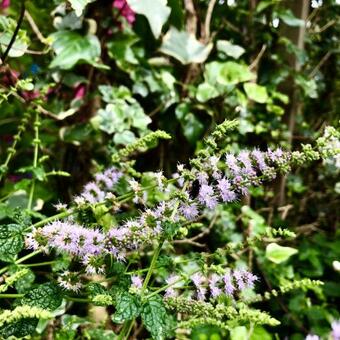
[249,44,267,71]
[203,0,217,43]
[309,51,331,78]
[173,213,217,246]
[1,1,26,64]
[309,19,336,34]
[184,0,198,35]
[24,10,47,44]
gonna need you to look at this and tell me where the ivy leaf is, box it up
[243,83,269,103]
[196,83,219,102]
[111,292,141,323]
[113,131,136,146]
[266,243,298,264]
[175,103,204,145]
[21,282,63,311]
[0,224,24,262]
[0,17,29,57]
[127,0,171,39]
[141,295,168,340]
[49,31,101,70]
[216,40,245,59]
[160,27,213,64]
[69,0,94,16]
[278,9,305,27]
[217,62,255,85]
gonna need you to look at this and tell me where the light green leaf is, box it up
[0,17,29,57]
[243,83,269,103]
[95,102,128,134]
[216,40,245,59]
[49,31,101,70]
[69,0,94,16]
[127,0,171,38]
[278,9,305,27]
[217,62,255,85]
[266,243,298,264]
[113,131,136,145]
[160,27,213,64]
[196,83,219,102]
[230,326,247,340]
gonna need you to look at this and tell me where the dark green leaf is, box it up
[141,295,168,340]
[0,318,38,339]
[21,282,63,311]
[111,292,141,323]
[0,224,24,262]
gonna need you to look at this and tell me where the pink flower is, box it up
[1,0,10,9]
[112,0,135,25]
[73,84,86,100]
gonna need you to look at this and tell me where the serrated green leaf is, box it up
[160,27,212,64]
[0,318,38,339]
[0,224,24,262]
[141,295,167,340]
[127,0,171,38]
[243,83,269,103]
[111,292,141,323]
[266,243,298,264]
[21,283,63,311]
[49,31,101,70]
[87,282,108,298]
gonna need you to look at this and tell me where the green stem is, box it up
[142,241,163,292]
[0,250,42,275]
[20,261,55,267]
[117,321,132,340]
[119,181,188,339]
[0,113,30,181]
[0,293,24,298]
[65,296,91,303]
[27,111,40,211]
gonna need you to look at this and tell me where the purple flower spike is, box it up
[180,203,199,220]
[217,178,237,202]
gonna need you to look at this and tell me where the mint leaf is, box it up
[141,295,168,340]
[0,224,24,262]
[0,318,38,339]
[111,292,141,323]
[21,283,62,311]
